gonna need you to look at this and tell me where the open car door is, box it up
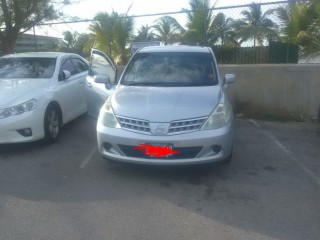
[86,49,117,118]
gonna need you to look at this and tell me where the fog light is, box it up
[211,145,221,154]
[17,128,32,137]
[103,142,112,151]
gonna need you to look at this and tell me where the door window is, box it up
[71,58,89,73]
[89,50,116,84]
[61,59,78,75]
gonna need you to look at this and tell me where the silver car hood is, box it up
[111,85,222,122]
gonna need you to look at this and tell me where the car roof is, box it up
[138,45,211,53]
[1,52,77,58]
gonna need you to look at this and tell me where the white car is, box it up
[0,52,89,143]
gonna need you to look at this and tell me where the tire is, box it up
[44,105,61,143]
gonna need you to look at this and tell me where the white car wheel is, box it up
[44,105,61,143]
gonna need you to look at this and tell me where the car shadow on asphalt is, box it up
[104,160,232,185]
[0,141,45,156]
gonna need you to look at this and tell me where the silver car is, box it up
[90,46,235,165]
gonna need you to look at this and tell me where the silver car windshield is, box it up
[121,52,218,86]
[0,57,56,78]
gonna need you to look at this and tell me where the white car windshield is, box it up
[0,57,56,78]
[121,52,218,86]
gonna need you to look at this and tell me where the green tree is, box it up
[73,33,92,57]
[181,29,201,45]
[152,16,183,45]
[134,25,156,42]
[276,2,312,45]
[89,10,134,65]
[61,31,92,57]
[62,30,75,48]
[208,12,239,46]
[275,1,320,57]
[305,7,320,57]
[183,0,214,45]
[236,3,278,47]
[0,0,67,54]
[89,12,116,57]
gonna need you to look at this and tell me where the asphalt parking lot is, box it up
[0,115,319,240]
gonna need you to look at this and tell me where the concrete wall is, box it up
[219,64,320,121]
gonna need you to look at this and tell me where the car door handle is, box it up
[86,82,92,88]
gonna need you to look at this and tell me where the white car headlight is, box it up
[99,98,121,128]
[0,99,37,119]
[201,100,232,130]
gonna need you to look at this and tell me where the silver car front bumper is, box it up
[97,121,233,165]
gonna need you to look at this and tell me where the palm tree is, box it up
[134,25,156,42]
[305,12,320,57]
[152,16,184,45]
[236,3,278,47]
[275,1,320,58]
[89,10,134,65]
[275,2,311,45]
[182,0,219,45]
[89,12,116,57]
[113,13,134,64]
[208,12,239,46]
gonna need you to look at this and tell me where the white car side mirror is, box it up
[59,70,71,81]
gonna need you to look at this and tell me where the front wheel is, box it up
[44,105,61,143]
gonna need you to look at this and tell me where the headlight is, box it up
[201,100,232,130]
[0,99,37,119]
[99,98,121,128]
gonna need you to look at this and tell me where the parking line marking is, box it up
[265,131,320,186]
[249,119,320,187]
[80,146,98,169]
[249,119,261,128]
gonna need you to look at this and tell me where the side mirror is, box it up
[224,74,235,85]
[94,74,112,90]
[59,70,71,81]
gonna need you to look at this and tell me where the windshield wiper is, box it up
[122,82,147,86]
[158,82,193,86]
[122,82,216,87]
[122,82,173,86]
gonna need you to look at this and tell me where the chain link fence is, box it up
[29,1,319,64]
[208,2,303,64]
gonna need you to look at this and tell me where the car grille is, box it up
[116,116,208,135]
[117,116,151,133]
[169,117,207,134]
[118,145,202,159]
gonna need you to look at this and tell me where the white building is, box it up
[15,34,63,52]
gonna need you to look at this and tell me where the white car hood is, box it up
[0,78,48,108]
[111,85,222,122]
